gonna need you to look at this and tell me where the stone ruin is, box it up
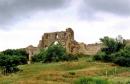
[26,45,37,64]
[38,28,75,53]
[26,28,101,63]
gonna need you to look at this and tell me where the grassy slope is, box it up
[0,57,130,84]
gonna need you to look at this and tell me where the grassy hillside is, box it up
[0,57,130,84]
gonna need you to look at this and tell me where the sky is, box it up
[0,0,130,51]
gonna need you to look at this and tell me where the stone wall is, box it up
[26,28,102,63]
[85,43,102,55]
[37,28,75,54]
[37,28,102,55]
[26,45,37,64]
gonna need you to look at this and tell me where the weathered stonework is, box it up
[26,45,37,64]
[26,28,101,63]
[38,28,74,52]
[38,28,75,54]
[85,43,102,55]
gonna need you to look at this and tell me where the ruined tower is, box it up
[37,28,75,53]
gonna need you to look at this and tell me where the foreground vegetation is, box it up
[94,36,130,67]
[32,43,78,63]
[0,57,130,84]
[0,49,28,75]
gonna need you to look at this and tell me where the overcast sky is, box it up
[0,0,130,51]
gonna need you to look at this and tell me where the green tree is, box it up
[43,43,67,63]
[0,49,28,75]
[32,49,46,62]
[94,36,130,67]
[113,46,130,66]
[0,54,20,75]
[100,36,126,54]
[1,49,28,64]
[94,36,126,62]
[32,43,78,63]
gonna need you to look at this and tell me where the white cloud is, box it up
[0,0,130,51]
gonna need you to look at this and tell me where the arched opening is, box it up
[56,34,59,39]
[54,41,59,45]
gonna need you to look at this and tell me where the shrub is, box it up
[32,54,44,62]
[93,52,106,61]
[100,36,125,54]
[112,46,130,67]
[86,57,94,62]
[32,49,46,62]
[65,54,78,61]
[94,36,130,67]
[0,49,28,75]
[1,49,28,64]
[75,53,90,58]
[0,54,20,75]
[114,57,130,67]
[42,43,67,63]
[18,56,28,64]
[103,54,113,62]
[69,71,76,75]
[74,77,109,84]
[32,43,78,63]
[2,49,28,56]
[126,81,130,84]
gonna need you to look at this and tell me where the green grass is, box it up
[0,57,130,84]
[74,77,110,84]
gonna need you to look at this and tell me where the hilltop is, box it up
[0,57,130,84]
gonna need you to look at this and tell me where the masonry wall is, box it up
[26,28,102,62]
[37,28,75,54]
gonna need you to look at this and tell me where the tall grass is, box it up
[74,77,110,84]
[0,56,130,84]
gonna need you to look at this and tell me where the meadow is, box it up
[0,57,130,84]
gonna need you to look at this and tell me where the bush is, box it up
[75,53,90,58]
[42,43,67,63]
[93,52,106,61]
[100,36,126,54]
[74,77,109,84]
[32,49,46,62]
[111,46,130,67]
[69,71,76,75]
[2,49,28,56]
[65,54,78,61]
[32,43,78,63]
[94,36,130,67]
[18,56,28,64]
[0,54,20,75]
[32,54,44,62]
[0,49,28,75]
[1,49,28,64]
[114,57,130,67]
[126,81,130,84]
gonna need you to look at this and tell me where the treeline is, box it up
[94,36,130,67]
